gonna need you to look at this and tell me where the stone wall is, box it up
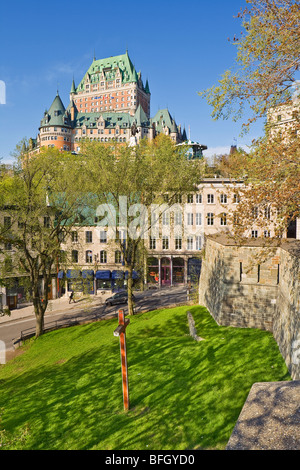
[273,244,300,379]
[199,235,300,379]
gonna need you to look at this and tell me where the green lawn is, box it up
[0,305,291,450]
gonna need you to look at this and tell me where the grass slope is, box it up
[0,305,291,450]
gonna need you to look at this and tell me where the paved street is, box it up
[0,286,190,354]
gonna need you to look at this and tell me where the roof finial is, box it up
[93,49,96,61]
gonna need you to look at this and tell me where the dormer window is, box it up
[54,110,59,117]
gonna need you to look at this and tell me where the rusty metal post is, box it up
[114,309,130,411]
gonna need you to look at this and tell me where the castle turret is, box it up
[39,92,72,151]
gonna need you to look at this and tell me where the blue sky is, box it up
[0,0,264,163]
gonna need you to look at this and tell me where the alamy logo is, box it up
[0,80,6,104]
[95,199,205,242]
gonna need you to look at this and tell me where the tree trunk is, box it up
[33,298,45,337]
[35,308,44,337]
[32,279,48,338]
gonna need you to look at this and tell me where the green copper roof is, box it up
[40,93,72,128]
[145,79,150,94]
[151,108,177,133]
[133,104,150,127]
[76,51,139,92]
[70,79,76,94]
[74,110,134,129]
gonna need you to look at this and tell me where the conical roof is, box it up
[70,78,76,94]
[40,93,71,128]
[145,79,150,94]
[134,104,149,126]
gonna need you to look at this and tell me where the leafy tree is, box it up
[200,0,300,129]
[199,0,300,235]
[84,135,203,315]
[0,143,88,336]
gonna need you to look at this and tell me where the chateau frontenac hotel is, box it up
[34,51,190,152]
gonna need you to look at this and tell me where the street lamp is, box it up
[94,253,99,295]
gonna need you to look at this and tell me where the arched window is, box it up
[100,250,107,263]
[115,250,122,263]
[86,250,93,263]
[72,250,78,263]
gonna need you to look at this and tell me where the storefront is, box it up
[147,256,186,287]
[172,257,185,284]
[66,269,82,292]
[161,257,171,286]
[95,270,111,290]
[111,270,125,291]
[82,269,94,294]
[147,257,159,286]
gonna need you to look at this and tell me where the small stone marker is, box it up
[187,311,204,342]
[114,309,130,411]
[0,340,6,364]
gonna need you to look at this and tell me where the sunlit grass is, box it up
[0,305,291,450]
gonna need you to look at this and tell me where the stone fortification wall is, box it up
[273,245,300,379]
[199,235,300,379]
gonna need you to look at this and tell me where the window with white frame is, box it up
[100,250,107,263]
[187,213,193,225]
[85,231,92,243]
[264,205,271,219]
[195,236,202,250]
[220,213,227,226]
[207,213,214,225]
[86,250,93,263]
[196,194,202,204]
[72,250,78,263]
[207,194,214,204]
[233,193,240,204]
[196,213,202,225]
[187,194,193,204]
[251,230,258,238]
[175,211,182,226]
[175,237,182,250]
[162,211,170,225]
[71,231,78,243]
[187,236,193,250]
[99,231,107,243]
[149,237,156,249]
[220,193,227,204]
[162,236,169,250]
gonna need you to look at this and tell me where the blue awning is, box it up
[57,270,64,279]
[125,270,139,280]
[111,270,124,280]
[66,269,81,279]
[82,270,94,279]
[95,270,111,280]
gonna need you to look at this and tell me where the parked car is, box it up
[105,291,136,306]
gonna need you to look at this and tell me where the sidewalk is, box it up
[0,293,108,325]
